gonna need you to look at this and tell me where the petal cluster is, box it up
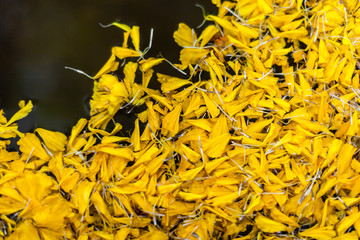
[2,0,360,239]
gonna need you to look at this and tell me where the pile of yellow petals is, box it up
[3,0,360,239]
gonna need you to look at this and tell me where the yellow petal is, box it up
[179,143,201,163]
[257,0,274,14]
[333,231,359,240]
[130,26,140,51]
[173,23,196,47]
[18,133,49,160]
[210,192,241,206]
[202,206,236,222]
[300,226,336,240]
[178,191,205,201]
[205,156,228,174]
[179,48,210,67]
[337,143,356,177]
[112,46,140,59]
[112,22,132,32]
[178,165,203,181]
[97,147,133,161]
[198,25,219,47]
[210,114,229,138]
[6,100,33,126]
[134,143,160,167]
[161,104,182,136]
[270,208,299,227]
[76,180,96,215]
[91,191,112,222]
[14,219,41,240]
[67,118,87,148]
[115,228,131,240]
[123,61,138,96]
[255,214,287,233]
[159,77,192,93]
[35,128,67,152]
[140,58,164,72]
[298,72,312,96]
[204,133,231,158]
[185,119,212,132]
[0,196,25,215]
[93,53,119,79]
[337,211,360,235]
[130,119,141,152]
[157,183,182,194]
[207,15,239,37]
[183,93,203,116]
[201,92,220,118]
[91,231,115,240]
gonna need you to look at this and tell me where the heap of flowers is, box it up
[1,0,360,239]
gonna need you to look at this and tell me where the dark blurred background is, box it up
[0,0,216,134]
